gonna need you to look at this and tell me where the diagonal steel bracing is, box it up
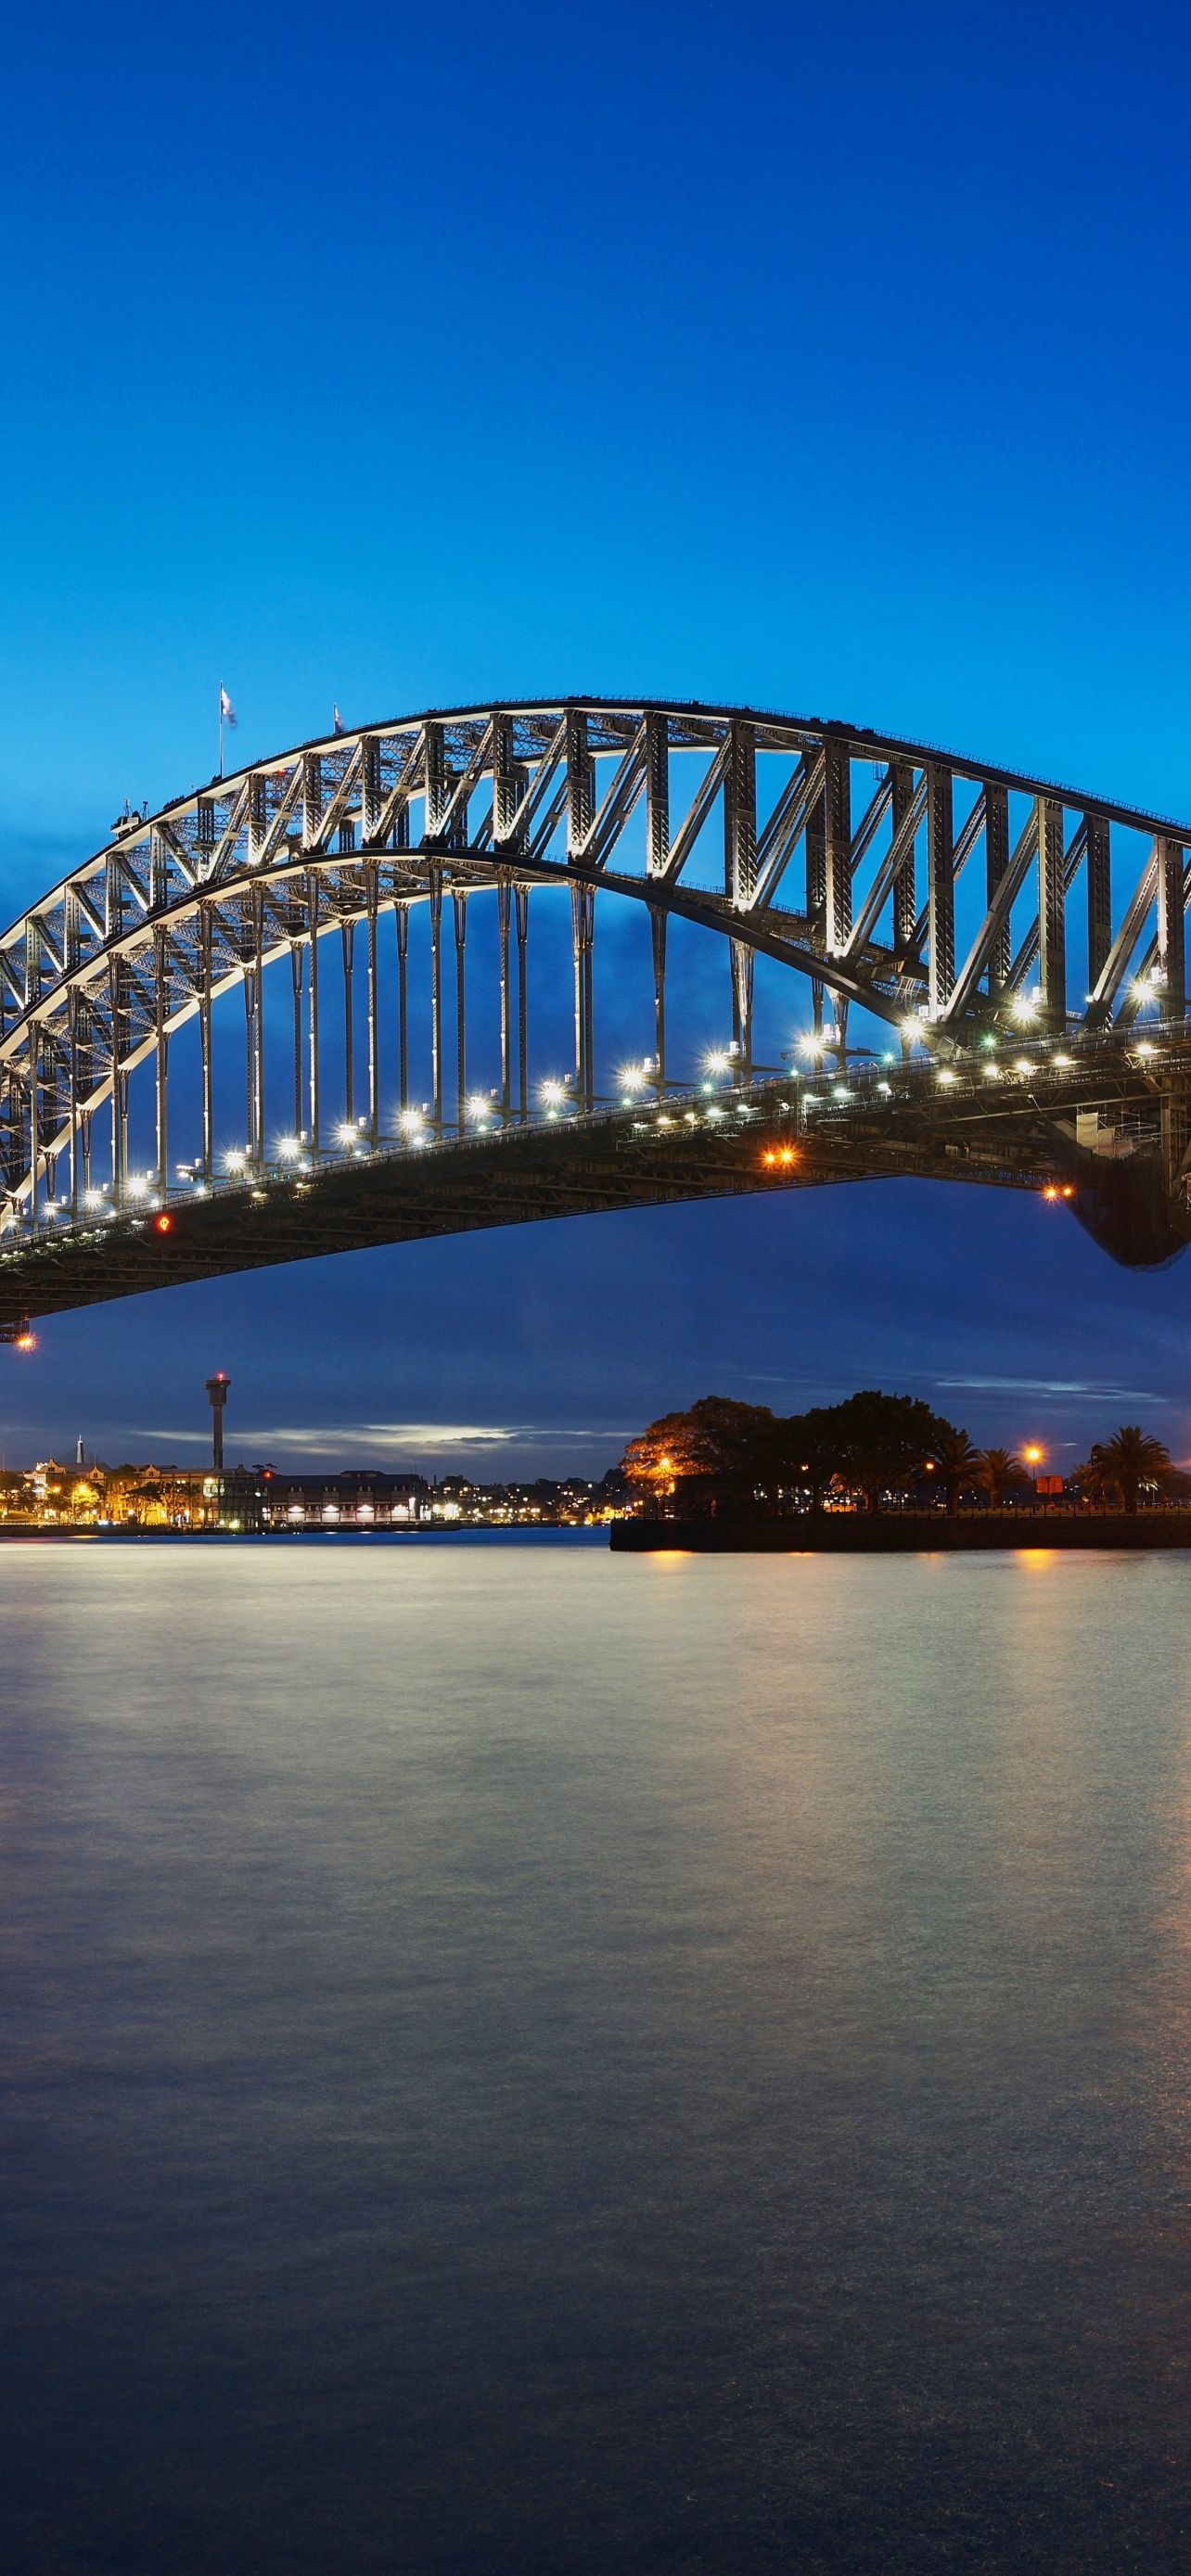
[0,699,1185,1256]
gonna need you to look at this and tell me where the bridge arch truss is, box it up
[1,696,1187,1229]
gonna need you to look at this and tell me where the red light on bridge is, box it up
[15,1331,35,1352]
[154,1212,173,1234]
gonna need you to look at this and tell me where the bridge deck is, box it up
[2,1047,1159,1331]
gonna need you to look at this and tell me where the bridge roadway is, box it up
[2,1030,1182,1333]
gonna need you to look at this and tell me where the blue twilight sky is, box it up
[2,0,1191,1474]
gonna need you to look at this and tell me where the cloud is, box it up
[138,1421,630,1459]
[935,1375,1162,1402]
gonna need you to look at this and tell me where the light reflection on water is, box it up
[3,1538,1191,2573]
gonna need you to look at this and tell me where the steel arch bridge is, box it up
[3,695,1191,1335]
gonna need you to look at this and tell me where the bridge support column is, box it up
[429,874,443,1133]
[824,739,852,953]
[365,873,379,1146]
[725,721,757,1078]
[156,1031,169,1196]
[1086,815,1111,999]
[28,1029,39,1226]
[497,877,512,1122]
[928,768,954,1017]
[806,778,826,936]
[646,714,669,879]
[341,920,355,1130]
[198,908,213,1180]
[731,940,754,1084]
[151,937,169,1194]
[584,916,595,1111]
[892,762,917,965]
[244,971,258,1162]
[567,710,595,861]
[984,784,1010,1002]
[650,907,667,1096]
[395,902,409,1115]
[240,889,265,1164]
[805,767,826,1046]
[68,992,80,1221]
[1157,836,1185,1025]
[108,958,123,1200]
[307,871,321,1157]
[571,886,594,1112]
[516,885,529,1124]
[110,1066,127,1204]
[1038,797,1067,1033]
[255,911,265,1159]
[154,935,168,1197]
[454,891,467,1131]
[290,942,304,1139]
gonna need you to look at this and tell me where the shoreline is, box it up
[610,1512,1191,1554]
[0,1524,608,1544]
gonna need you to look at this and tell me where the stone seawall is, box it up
[610,1513,1191,1554]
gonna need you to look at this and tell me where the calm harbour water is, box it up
[4,1535,1190,2574]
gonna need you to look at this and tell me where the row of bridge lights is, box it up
[26,991,1175,1223]
[134,1057,745,1188]
[45,1002,1166,1212]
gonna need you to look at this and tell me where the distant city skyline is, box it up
[6,1304,1189,1484]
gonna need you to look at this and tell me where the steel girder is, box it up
[1,697,1186,1225]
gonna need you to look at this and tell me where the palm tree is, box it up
[928,1425,985,1516]
[977,1447,1026,1509]
[1082,1425,1172,1513]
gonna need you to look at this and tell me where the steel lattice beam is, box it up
[0,697,1185,1256]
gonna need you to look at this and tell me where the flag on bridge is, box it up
[220,686,237,730]
[333,704,345,735]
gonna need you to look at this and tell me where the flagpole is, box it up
[218,683,224,782]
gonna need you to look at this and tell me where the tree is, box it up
[762,1406,848,1514]
[928,1424,984,1516]
[829,1390,949,1513]
[621,1396,775,1504]
[1077,1424,1172,1513]
[977,1447,1026,1508]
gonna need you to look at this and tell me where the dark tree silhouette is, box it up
[977,1447,1027,1507]
[927,1424,985,1516]
[1076,1425,1172,1512]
